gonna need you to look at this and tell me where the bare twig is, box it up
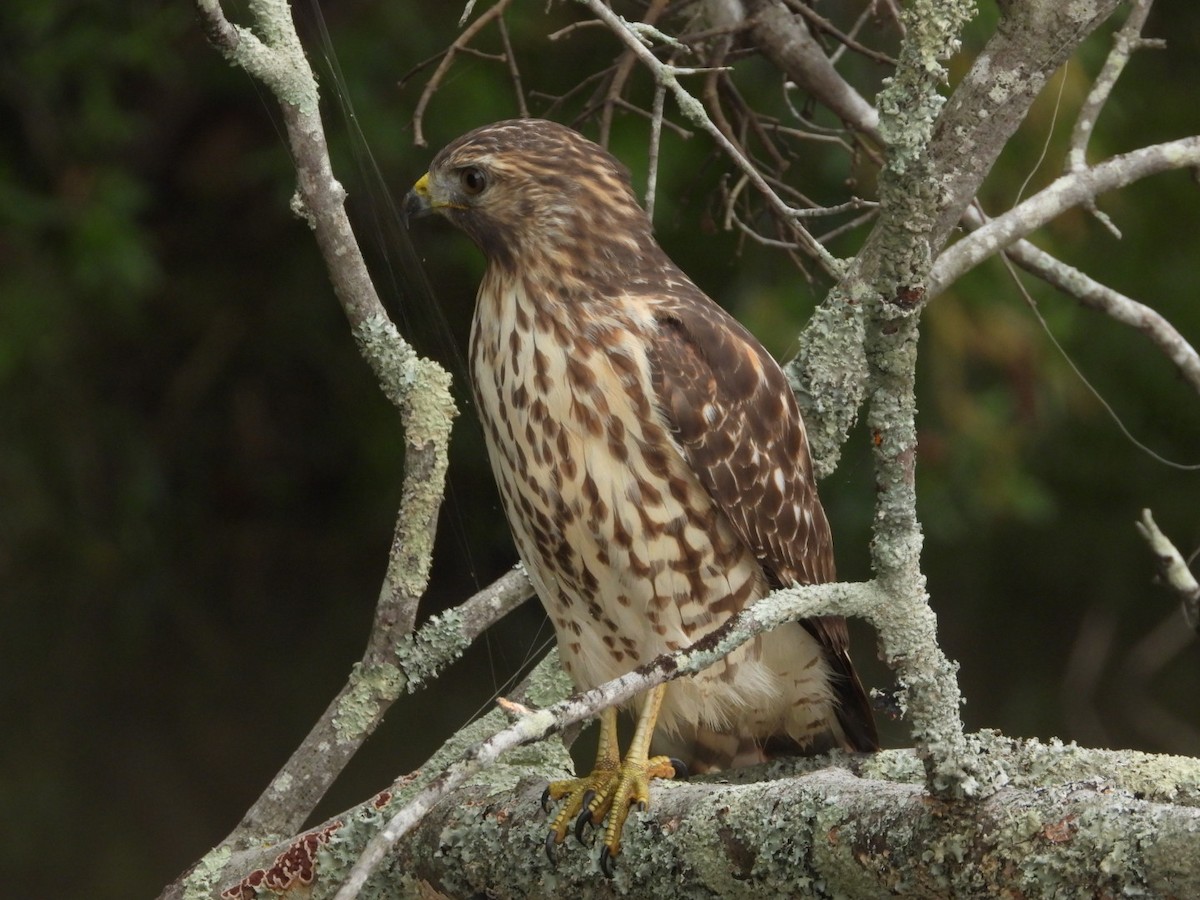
[1136,509,1200,633]
[609,95,694,137]
[495,13,529,118]
[574,0,843,276]
[599,0,671,146]
[955,205,1200,398]
[929,137,1200,296]
[782,0,898,66]
[1066,0,1161,174]
[1064,0,1163,235]
[412,0,518,146]
[645,81,666,221]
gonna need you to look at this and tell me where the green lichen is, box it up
[334,661,404,743]
[393,607,467,692]
[521,652,574,709]
[180,845,232,900]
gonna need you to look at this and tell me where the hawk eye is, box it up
[459,167,488,196]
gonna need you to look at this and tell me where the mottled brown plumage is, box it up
[406,119,877,866]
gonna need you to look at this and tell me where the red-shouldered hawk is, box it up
[405,119,877,873]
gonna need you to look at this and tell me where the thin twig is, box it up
[928,137,1200,296]
[1066,0,1160,174]
[599,0,671,145]
[495,14,528,118]
[1136,510,1200,633]
[1062,0,1162,235]
[413,0,518,146]
[610,96,693,138]
[574,0,843,277]
[645,81,666,221]
[955,205,1200,398]
[782,0,898,66]
[528,66,613,119]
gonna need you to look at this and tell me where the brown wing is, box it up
[648,292,879,752]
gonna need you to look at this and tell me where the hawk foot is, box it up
[542,754,686,875]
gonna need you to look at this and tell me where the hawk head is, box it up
[404,119,656,276]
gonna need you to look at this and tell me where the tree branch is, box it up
[333,578,894,896]
[412,0,518,147]
[573,0,842,277]
[929,137,1200,295]
[744,0,881,136]
[209,732,1200,898]
[391,740,1200,898]
[179,0,469,881]
[1137,509,1200,633]
[788,0,1123,474]
[1066,0,1161,176]
[954,205,1200,398]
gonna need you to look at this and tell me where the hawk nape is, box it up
[405,119,878,874]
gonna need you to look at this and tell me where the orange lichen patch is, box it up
[372,790,393,810]
[220,821,344,899]
[1041,814,1077,844]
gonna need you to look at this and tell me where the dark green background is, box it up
[2,1,1197,895]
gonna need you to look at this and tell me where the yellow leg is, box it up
[542,685,684,874]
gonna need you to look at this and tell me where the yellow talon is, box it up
[542,685,684,874]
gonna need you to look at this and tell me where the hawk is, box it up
[405,119,877,872]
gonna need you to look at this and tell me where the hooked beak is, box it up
[402,172,434,224]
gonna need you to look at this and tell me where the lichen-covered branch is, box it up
[188,0,463,849]
[389,738,1200,899]
[788,0,1122,473]
[211,733,1200,899]
[853,0,982,797]
[332,578,890,897]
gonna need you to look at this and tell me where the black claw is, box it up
[636,799,647,812]
[544,830,559,865]
[574,802,595,844]
[540,786,552,814]
[600,845,617,878]
[669,757,690,780]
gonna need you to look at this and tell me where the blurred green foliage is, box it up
[1,1,1198,896]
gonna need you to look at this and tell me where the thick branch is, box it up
[333,578,892,896]
[393,742,1200,899]
[204,734,1200,898]
[744,0,880,135]
[787,0,1122,473]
